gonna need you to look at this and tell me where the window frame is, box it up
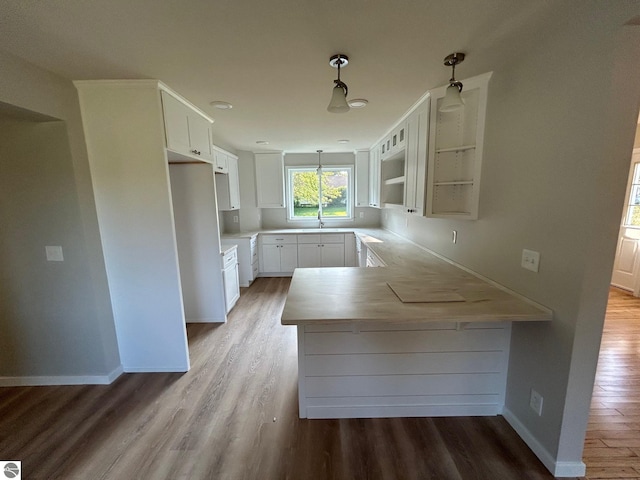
[285,165,354,223]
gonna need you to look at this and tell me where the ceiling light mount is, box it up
[440,52,466,112]
[327,54,350,113]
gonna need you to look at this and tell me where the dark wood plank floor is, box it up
[584,287,640,480]
[0,277,561,479]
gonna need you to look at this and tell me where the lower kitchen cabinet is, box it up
[260,234,298,274]
[297,234,345,268]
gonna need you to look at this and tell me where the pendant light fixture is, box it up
[439,52,465,112]
[327,54,350,113]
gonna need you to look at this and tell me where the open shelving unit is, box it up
[426,72,492,220]
[380,149,406,207]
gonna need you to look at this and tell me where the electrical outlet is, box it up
[359,212,364,219]
[45,246,64,262]
[233,215,239,223]
[452,230,457,244]
[529,389,543,416]
[521,249,540,272]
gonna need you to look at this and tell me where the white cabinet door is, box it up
[223,262,240,313]
[262,244,282,272]
[255,153,285,208]
[227,156,241,209]
[404,99,428,215]
[214,150,228,174]
[298,243,321,267]
[280,244,298,272]
[162,91,191,154]
[321,243,345,267]
[215,155,241,211]
[369,146,381,208]
[161,91,213,162]
[355,150,370,207]
[187,112,212,160]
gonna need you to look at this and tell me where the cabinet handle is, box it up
[217,166,223,170]
[191,149,201,155]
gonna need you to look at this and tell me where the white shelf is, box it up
[436,145,476,153]
[384,176,406,185]
[434,181,474,186]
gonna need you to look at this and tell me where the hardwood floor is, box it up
[584,287,640,480]
[0,277,559,479]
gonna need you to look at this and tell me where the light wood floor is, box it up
[584,287,640,480]
[1,277,563,479]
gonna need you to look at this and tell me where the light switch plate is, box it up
[521,249,540,272]
[529,388,544,416]
[46,246,64,262]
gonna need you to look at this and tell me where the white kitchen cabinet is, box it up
[297,234,345,268]
[221,245,240,313]
[255,152,285,208]
[368,144,381,208]
[403,98,429,215]
[215,152,241,210]
[380,122,407,161]
[161,91,213,162]
[426,72,491,220]
[213,149,229,174]
[355,150,370,207]
[224,234,259,287]
[260,234,297,274]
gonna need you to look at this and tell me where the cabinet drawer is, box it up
[261,234,297,245]
[250,235,258,253]
[222,250,237,268]
[297,234,345,244]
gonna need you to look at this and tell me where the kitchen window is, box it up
[286,166,353,222]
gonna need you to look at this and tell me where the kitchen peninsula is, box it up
[281,229,552,419]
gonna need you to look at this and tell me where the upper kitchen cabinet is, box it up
[213,148,229,174]
[426,72,492,220]
[377,99,428,213]
[404,97,429,215]
[161,90,214,162]
[215,149,241,211]
[255,152,285,208]
[368,143,381,208]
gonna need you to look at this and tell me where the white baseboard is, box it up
[0,364,124,386]
[502,407,586,477]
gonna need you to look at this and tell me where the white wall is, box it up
[382,5,640,475]
[0,50,120,383]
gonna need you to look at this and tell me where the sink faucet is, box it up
[317,210,325,229]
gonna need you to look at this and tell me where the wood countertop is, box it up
[281,229,552,326]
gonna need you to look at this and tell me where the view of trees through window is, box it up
[290,167,349,218]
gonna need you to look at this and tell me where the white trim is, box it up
[0,365,124,386]
[285,165,354,222]
[502,407,586,478]
[308,404,502,419]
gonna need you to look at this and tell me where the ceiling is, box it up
[0,0,570,153]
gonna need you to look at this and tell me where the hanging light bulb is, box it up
[327,54,350,113]
[439,52,465,113]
